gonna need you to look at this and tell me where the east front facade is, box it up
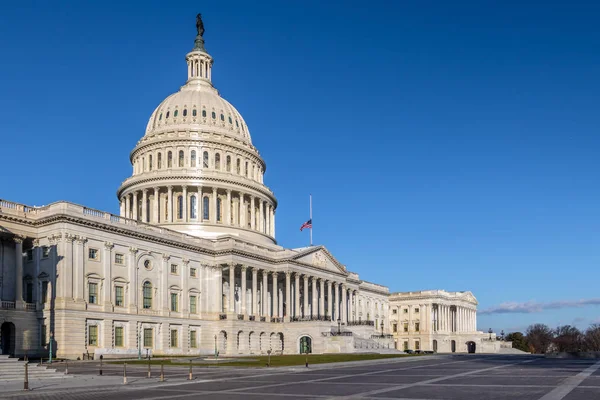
[0,15,500,359]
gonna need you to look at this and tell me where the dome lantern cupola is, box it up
[117,14,277,245]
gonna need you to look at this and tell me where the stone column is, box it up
[153,187,160,223]
[13,236,24,304]
[272,210,276,238]
[240,266,247,314]
[120,198,125,217]
[294,273,300,318]
[269,206,274,236]
[348,290,353,322]
[128,248,138,311]
[74,237,86,302]
[311,277,317,318]
[251,267,258,316]
[212,187,218,223]
[141,189,148,222]
[319,279,325,317]
[228,264,235,313]
[161,254,169,312]
[303,275,309,317]
[250,196,255,230]
[167,186,173,223]
[226,189,232,225]
[125,195,130,218]
[103,242,113,310]
[216,265,223,313]
[239,193,245,228]
[272,272,278,318]
[262,270,268,317]
[327,281,332,318]
[133,191,139,220]
[332,283,339,321]
[182,186,188,222]
[341,284,347,323]
[259,200,264,233]
[285,271,291,319]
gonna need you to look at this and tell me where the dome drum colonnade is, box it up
[117,21,276,243]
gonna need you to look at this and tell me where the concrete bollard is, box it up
[160,362,165,382]
[305,352,309,368]
[188,360,193,380]
[123,363,127,384]
[65,360,69,375]
[147,356,151,378]
[23,363,29,391]
[99,355,103,376]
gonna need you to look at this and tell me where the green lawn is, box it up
[111,353,425,368]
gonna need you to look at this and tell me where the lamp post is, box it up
[214,335,218,358]
[380,321,384,338]
[49,332,53,364]
[337,318,341,334]
[500,330,505,341]
[488,328,492,340]
[138,325,142,360]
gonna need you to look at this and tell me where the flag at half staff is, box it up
[300,219,312,231]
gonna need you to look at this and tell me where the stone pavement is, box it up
[1,354,600,399]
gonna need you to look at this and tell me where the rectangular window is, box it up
[415,341,420,350]
[171,293,178,312]
[414,308,419,314]
[88,325,98,346]
[392,309,397,314]
[41,324,47,346]
[190,331,197,348]
[190,296,197,314]
[115,326,124,347]
[115,253,124,264]
[403,308,408,314]
[403,322,408,332]
[143,328,153,347]
[403,341,408,351]
[41,281,48,304]
[26,283,33,303]
[88,248,99,260]
[115,286,124,307]
[415,322,420,332]
[42,246,50,258]
[190,267,197,277]
[170,329,178,347]
[88,283,98,304]
[170,264,178,274]
[26,249,34,262]
[393,323,397,333]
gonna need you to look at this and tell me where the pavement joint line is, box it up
[332,357,539,399]
[536,359,600,400]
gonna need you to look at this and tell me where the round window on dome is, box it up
[174,110,178,117]
[183,109,187,117]
[211,111,216,119]
[202,110,207,118]
[166,111,170,118]
[192,109,197,117]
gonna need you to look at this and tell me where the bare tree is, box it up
[584,324,600,351]
[525,323,554,354]
[553,325,583,352]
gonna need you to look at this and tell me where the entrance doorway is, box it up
[432,340,437,353]
[0,322,15,356]
[451,340,456,353]
[467,341,476,354]
[299,336,312,354]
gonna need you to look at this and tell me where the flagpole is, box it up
[309,194,313,246]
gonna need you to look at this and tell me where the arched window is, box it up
[177,195,183,219]
[178,150,184,167]
[174,110,178,117]
[149,155,153,171]
[203,151,209,168]
[236,159,241,174]
[142,157,145,171]
[217,198,222,222]
[167,151,173,168]
[228,116,232,124]
[202,109,206,118]
[157,153,162,169]
[166,111,170,119]
[190,150,197,167]
[190,195,197,219]
[245,161,249,177]
[203,197,209,220]
[192,109,197,117]
[183,109,187,117]
[159,113,162,121]
[211,111,216,119]
[220,113,224,121]
[247,204,251,228]
[226,155,231,172]
[143,282,152,309]
[215,153,221,170]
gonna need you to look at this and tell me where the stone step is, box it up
[0,375,73,382]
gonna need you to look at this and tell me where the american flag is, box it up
[300,219,312,231]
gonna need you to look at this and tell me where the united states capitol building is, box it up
[0,16,506,359]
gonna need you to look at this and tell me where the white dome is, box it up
[144,82,252,144]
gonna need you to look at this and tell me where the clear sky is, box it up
[1,1,599,334]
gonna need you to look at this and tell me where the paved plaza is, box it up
[1,355,600,399]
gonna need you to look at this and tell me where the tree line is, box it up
[505,323,600,354]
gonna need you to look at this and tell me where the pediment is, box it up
[292,246,347,275]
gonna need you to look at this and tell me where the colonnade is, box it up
[432,304,476,333]
[119,186,275,237]
[223,265,360,324]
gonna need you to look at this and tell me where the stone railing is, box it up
[270,317,283,323]
[1,301,15,309]
[371,334,394,339]
[260,316,266,322]
[322,331,353,337]
[237,314,244,320]
[25,303,36,311]
[139,309,161,316]
[290,316,332,322]
[219,313,227,320]
[248,315,255,321]
[347,320,375,326]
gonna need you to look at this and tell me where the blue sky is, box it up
[1,1,599,334]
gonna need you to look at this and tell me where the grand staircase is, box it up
[0,355,72,381]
